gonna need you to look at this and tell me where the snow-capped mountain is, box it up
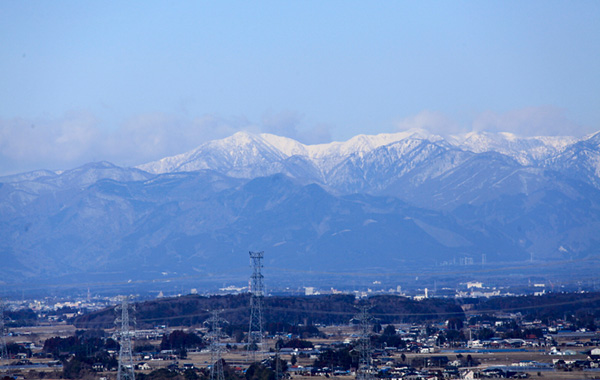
[137,129,443,178]
[137,129,596,196]
[2,128,600,287]
[447,131,577,166]
[547,131,600,188]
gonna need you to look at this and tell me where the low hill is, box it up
[73,293,464,329]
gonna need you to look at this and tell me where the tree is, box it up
[466,354,473,367]
[382,325,397,336]
[62,357,93,379]
[268,357,288,374]
[234,330,245,343]
[6,342,32,358]
[445,330,466,346]
[179,347,187,359]
[245,363,274,380]
[183,368,200,380]
[475,328,494,340]
[141,368,181,379]
[160,330,203,351]
[447,318,463,330]
[281,339,313,349]
[135,343,157,353]
[313,347,355,371]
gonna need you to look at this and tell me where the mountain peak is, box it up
[221,130,263,145]
[447,131,577,165]
[582,130,600,147]
[136,129,595,178]
[5,128,600,286]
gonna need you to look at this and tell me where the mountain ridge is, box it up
[134,129,598,196]
[2,129,600,287]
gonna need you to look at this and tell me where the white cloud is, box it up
[1,106,591,176]
[0,112,252,176]
[110,113,267,166]
[0,110,332,176]
[395,110,464,135]
[261,110,332,145]
[396,107,591,138]
[0,111,101,175]
[472,106,585,137]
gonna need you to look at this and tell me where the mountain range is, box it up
[2,129,600,289]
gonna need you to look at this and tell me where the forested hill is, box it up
[72,292,600,329]
[73,294,464,329]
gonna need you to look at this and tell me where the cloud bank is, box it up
[0,106,593,177]
[0,111,333,176]
[396,106,589,138]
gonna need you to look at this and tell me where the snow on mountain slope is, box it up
[138,128,444,176]
[136,128,600,195]
[448,131,576,165]
[326,138,468,194]
[259,133,310,157]
[138,131,287,175]
[0,169,58,184]
[305,129,443,172]
[5,129,600,284]
[547,131,600,187]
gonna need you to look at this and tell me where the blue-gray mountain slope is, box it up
[1,130,600,285]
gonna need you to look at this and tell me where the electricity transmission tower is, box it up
[275,340,282,380]
[0,298,9,373]
[116,295,136,380]
[206,310,228,380]
[247,251,265,363]
[353,305,374,380]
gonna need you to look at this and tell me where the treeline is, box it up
[5,309,38,327]
[467,291,600,322]
[43,329,118,359]
[73,294,464,329]
[72,291,600,330]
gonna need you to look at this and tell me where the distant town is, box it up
[2,274,600,380]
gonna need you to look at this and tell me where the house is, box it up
[426,356,448,367]
[136,362,151,370]
[92,363,106,371]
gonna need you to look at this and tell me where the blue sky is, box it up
[1,1,599,175]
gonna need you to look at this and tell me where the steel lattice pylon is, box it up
[353,305,374,380]
[0,298,9,374]
[247,251,264,363]
[206,310,228,380]
[116,295,136,380]
[275,340,282,380]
